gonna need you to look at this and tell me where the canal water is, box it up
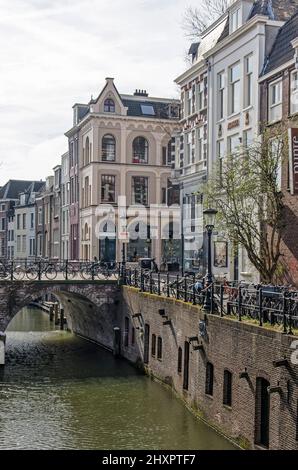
[0,307,236,450]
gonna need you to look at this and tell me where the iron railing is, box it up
[122,268,298,334]
[0,258,120,281]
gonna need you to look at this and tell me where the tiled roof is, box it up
[263,11,298,74]
[249,0,298,21]
[122,99,173,119]
[0,180,43,200]
[218,0,298,44]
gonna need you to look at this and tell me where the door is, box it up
[255,378,270,448]
[144,324,150,364]
[183,341,190,390]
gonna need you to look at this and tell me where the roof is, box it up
[0,180,42,200]
[218,0,298,44]
[263,11,298,74]
[121,98,175,119]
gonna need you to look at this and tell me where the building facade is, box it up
[60,152,70,260]
[260,11,298,286]
[173,0,298,281]
[65,78,180,265]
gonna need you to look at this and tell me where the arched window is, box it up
[177,347,182,374]
[223,370,232,407]
[102,134,116,161]
[84,223,89,241]
[85,137,90,165]
[104,98,115,113]
[133,137,149,164]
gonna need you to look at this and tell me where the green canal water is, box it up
[0,308,236,450]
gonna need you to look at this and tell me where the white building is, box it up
[60,152,70,260]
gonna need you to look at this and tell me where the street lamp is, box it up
[203,208,218,311]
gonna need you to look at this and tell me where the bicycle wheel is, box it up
[45,266,57,280]
[13,266,25,281]
[26,267,39,280]
[80,267,92,280]
[63,264,76,280]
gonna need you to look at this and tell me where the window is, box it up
[198,80,204,111]
[243,129,253,149]
[291,70,298,115]
[269,79,282,122]
[223,370,233,406]
[22,235,26,253]
[102,134,116,161]
[157,336,163,360]
[205,362,214,396]
[132,177,148,205]
[30,213,34,229]
[229,63,241,115]
[101,175,115,203]
[178,347,183,374]
[131,327,135,346]
[218,72,225,120]
[22,213,26,230]
[244,55,253,108]
[141,105,155,116]
[1,218,4,231]
[162,140,172,166]
[151,334,156,357]
[230,8,240,33]
[197,127,203,161]
[228,134,240,154]
[217,140,224,184]
[187,90,192,116]
[17,214,20,230]
[133,137,149,164]
[38,207,42,225]
[104,98,115,113]
[84,137,90,165]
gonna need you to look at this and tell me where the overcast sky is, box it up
[0,0,201,186]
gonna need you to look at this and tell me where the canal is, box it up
[0,307,236,450]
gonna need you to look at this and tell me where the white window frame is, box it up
[290,70,298,115]
[269,78,282,123]
[229,62,241,116]
[244,54,253,108]
[230,8,241,34]
[217,71,225,121]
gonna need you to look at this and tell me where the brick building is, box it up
[260,12,298,286]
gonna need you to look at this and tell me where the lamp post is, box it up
[203,208,218,311]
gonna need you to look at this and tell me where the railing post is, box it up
[176,274,179,300]
[140,269,144,292]
[210,283,214,314]
[282,293,287,334]
[10,260,14,281]
[65,259,68,281]
[288,295,293,336]
[167,272,170,298]
[184,276,187,303]
[238,286,242,322]
[220,284,224,317]
[150,271,153,294]
[193,274,196,305]
[259,288,263,327]
[91,261,95,281]
[158,272,161,296]
[134,268,137,288]
[38,260,42,281]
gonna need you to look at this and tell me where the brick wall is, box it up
[260,69,298,286]
[120,287,298,450]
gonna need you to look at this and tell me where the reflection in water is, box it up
[0,308,236,450]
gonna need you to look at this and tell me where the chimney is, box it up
[134,89,149,97]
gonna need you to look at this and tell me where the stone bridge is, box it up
[0,280,121,364]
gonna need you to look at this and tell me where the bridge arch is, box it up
[0,281,121,364]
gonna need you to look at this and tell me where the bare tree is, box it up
[205,124,289,284]
[182,0,229,39]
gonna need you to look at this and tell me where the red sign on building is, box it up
[289,128,298,195]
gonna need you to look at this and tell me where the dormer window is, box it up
[104,98,115,113]
[230,8,241,33]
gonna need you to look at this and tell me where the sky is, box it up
[0,0,200,186]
